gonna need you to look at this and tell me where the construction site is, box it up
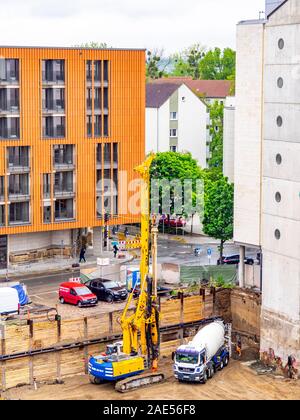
[0,155,299,401]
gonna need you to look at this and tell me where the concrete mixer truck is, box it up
[173,320,230,383]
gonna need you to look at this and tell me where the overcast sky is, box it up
[0,0,265,53]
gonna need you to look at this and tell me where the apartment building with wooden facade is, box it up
[0,46,145,268]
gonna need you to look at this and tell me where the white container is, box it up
[0,288,20,316]
[190,322,225,360]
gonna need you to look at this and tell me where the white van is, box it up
[0,288,20,316]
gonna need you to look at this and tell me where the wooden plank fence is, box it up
[0,293,211,391]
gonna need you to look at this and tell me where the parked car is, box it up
[217,255,254,265]
[0,288,20,316]
[59,282,98,307]
[0,281,31,306]
[159,217,186,228]
[86,279,128,303]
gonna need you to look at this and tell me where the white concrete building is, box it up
[146,82,209,168]
[235,0,300,363]
[223,97,236,182]
[146,79,232,169]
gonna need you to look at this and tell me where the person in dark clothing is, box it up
[113,244,119,258]
[79,247,86,263]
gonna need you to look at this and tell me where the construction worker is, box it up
[236,336,242,358]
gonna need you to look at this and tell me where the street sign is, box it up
[207,248,212,256]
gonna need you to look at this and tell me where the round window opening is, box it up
[277,116,283,127]
[276,154,282,165]
[275,229,281,240]
[278,39,284,50]
[277,77,284,88]
[275,192,282,202]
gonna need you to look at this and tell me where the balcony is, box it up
[42,101,65,115]
[43,117,65,139]
[42,72,65,86]
[0,105,19,116]
[7,159,30,173]
[54,188,75,199]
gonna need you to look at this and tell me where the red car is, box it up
[59,282,98,307]
[159,217,186,228]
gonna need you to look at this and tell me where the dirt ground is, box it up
[4,360,300,401]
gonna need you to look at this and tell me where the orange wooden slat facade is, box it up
[0,47,145,235]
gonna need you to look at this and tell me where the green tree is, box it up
[171,44,206,79]
[150,152,203,219]
[202,176,234,262]
[199,47,236,80]
[146,49,170,80]
[208,101,224,171]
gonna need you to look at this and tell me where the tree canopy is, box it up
[202,176,234,261]
[208,101,224,172]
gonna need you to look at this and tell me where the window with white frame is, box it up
[170,112,177,120]
[170,128,177,138]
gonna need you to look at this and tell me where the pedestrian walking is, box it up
[113,244,119,258]
[79,247,86,263]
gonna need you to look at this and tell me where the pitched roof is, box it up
[150,77,232,99]
[146,83,180,108]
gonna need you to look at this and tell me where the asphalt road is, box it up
[16,239,258,300]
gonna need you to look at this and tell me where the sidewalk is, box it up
[0,249,134,280]
[158,233,234,246]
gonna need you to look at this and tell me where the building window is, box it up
[96,143,118,218]
[170,146,177,152]
[86,60,110,138]
[274,229,281,240]
[55,198,74,221]
[94,115,102,137]
[0,117,20,139]
[277,77,284,88]
[170,112,177,120]
[0,88,19,112]
[53,144,74,167]
[278,38,284,50]
[42,60,65,84]
[0,177,4,200]
[87,116,92,137]
[8,174,29,197]
[0,206,5,226]
[86,60,92,82]
[43,174,51,199]
[9,201,30,225]
[54,171,74,196]
[277,116,283,127]
[42,88,65,112]
[7,146,30,169]
[276,153,282,165]
[275,192,282,203]
[170,129,177,138]
[43,116,65,138]
[0,59,19,83]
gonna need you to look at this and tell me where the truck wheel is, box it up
[219,360,224,370]
[223,356,229,367]
[209,366,214,379]
[78,301,83,308]
[60,297,65,304]
[202,370,208,384]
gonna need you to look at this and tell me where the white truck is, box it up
[173,320,230,383]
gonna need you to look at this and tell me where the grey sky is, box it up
[0,0,265,53]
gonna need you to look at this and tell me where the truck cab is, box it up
[174,345,229,383]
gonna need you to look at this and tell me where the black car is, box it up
[86,279,128,303]
[217,255,254,265]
